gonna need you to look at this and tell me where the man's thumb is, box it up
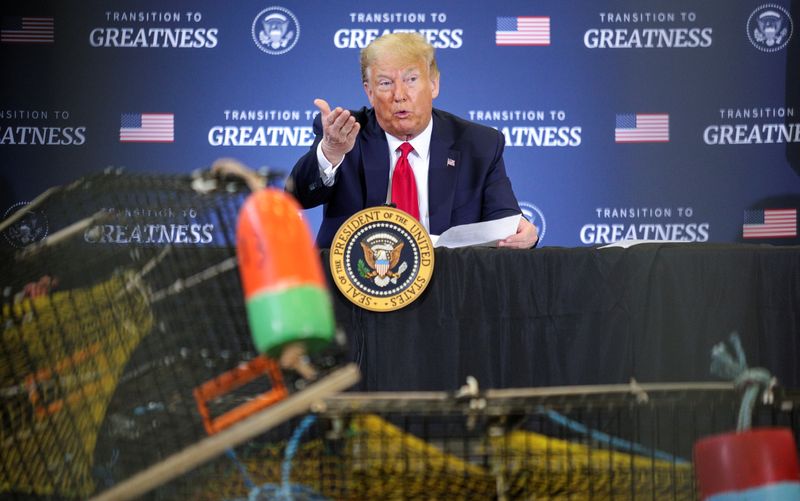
[313,98,331,116]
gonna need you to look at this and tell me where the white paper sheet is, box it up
[430,214,521,248]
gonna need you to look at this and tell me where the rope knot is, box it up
[709,332,775,432]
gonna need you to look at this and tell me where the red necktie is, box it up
[391,142,419,219]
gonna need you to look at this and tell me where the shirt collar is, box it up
[384,116,433,159]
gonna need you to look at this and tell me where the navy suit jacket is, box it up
[288,107,522,248]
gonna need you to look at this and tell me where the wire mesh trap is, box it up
[147,384,800,501]
[316,389,708,501]
[0,170,290,499]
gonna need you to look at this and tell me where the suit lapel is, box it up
[360,110,390,207]
[428,110,459,234]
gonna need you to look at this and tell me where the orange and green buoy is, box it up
[236,188,333,357]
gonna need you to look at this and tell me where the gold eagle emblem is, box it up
[360,241,404,279]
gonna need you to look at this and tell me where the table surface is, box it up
[322,243,800,392]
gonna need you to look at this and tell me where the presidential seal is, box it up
[330,207,434,312]
[252,6,300,55]
[3,202,48,249]
[748,4,793,52]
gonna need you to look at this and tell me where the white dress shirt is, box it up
[316,118,433,231]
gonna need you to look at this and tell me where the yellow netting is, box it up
[489,429,694,500]
[1,274,153,498]
[185,414,693,500]
[342,414,495,499]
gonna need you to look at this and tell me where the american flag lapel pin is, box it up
[447,158,455,167]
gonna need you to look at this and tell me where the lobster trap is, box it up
[0,169,325,500]
[149,384,800,501]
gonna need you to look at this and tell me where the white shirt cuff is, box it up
[316,142,343,187]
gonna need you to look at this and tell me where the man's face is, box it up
[363,55,439,140]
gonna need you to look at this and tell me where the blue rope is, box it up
[710,332,773,431]
[243,414,322,500]
[280,414,318,499]
[221,414,326,500]
[540,407,689,464]
[225,448,256,491]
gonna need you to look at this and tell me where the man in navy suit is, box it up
[288,32,538,249]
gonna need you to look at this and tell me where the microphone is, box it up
[236,188,334,379]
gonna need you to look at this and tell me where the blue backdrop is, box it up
[2,0,799,247]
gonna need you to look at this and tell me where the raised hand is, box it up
[315,98,360,165]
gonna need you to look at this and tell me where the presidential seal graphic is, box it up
[330,207,434,312]
[252,6,300,55]
[519,202,546,245]
[748,4,793,52]
[2,202,49,248]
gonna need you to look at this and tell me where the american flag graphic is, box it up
[120,113,174,143]
[742,208,797,239]
[496,16,550,46]
[615,113,669,143]
[1,17,54,44]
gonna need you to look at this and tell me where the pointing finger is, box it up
[313,98,331,117]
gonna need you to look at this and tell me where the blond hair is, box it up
[360,32,439,82]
